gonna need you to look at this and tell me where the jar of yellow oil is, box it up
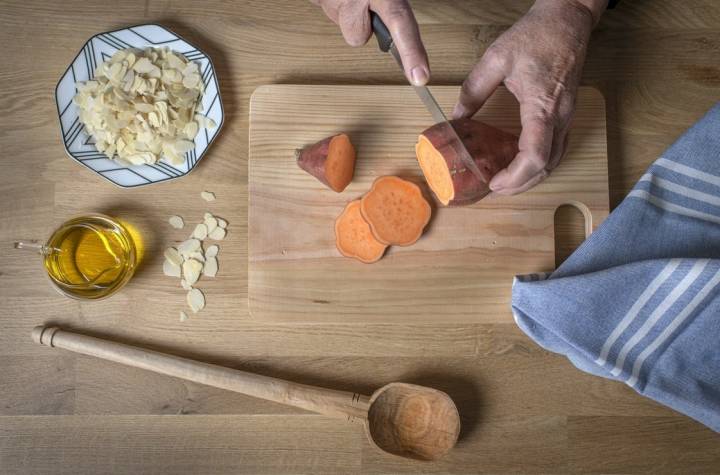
[16,214,139,299]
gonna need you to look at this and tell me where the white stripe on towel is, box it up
[595,259,681,366]
[610,259,709,377]
[639,173,720,207]
[628,190,720,225]
[627,267,720,388]
[655,157,720,188]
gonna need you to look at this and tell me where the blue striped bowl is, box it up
[55,24,224,188]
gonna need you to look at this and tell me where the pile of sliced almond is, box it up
[163,198,227,320]
[73,47,216,166]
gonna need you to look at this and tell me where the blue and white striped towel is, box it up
[512,103,720,432]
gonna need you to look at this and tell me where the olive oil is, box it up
[43,215,137,299]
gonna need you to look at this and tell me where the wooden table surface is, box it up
[1,1,719,473]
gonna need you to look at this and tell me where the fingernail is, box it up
[452,103,467,119]
[410,66,429,86]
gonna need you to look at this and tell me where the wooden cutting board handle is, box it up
[32,326,370,422]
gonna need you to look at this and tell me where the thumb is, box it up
[452,48,506,119]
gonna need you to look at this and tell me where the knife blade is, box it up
[371,13,486,182]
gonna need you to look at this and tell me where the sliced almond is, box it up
[180,278,192,290]
[196,114,217,129]
[204,215,218,233]
[182,259,203,285]
[208,226,226,241]
[163,247,183,267]
[200,191,216,202]
[177,238,201,256]
[204,257,218,277]
[182,73,200,89]
[174,139,195,153]
[184,121,199,139]
[187,288,205,313]
[192,223,208,240]
[132,57,155,73]
[168,215,184,229]
[188,250,205,263]
[163,258,181,278]
[179,310,189,322]
[205,244,219,258]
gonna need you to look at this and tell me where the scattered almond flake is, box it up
[177,238,201,256]
[73,47,214,166]
[188,250,205,263]
[168,215,184,229]
[204,257,218,277]
[200,191,216,202]
[205,244,219,258]
[187,288,205,313]
[180,278,192,290]
[163,258,181,277]
[208,226,226,241]
[204,215,218,233]
[192,223,208,240]
[182,259,203,285]
[163,247,183,268]
[179,310,189,322]
[217,218,227,229]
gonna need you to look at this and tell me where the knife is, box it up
[370,13,485,182]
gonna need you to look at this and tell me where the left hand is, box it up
[452,0,605,195]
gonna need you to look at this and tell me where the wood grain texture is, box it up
[249,85,608,323]
[1,0,719,473]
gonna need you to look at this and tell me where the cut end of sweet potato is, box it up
[416,135,454,206]
[415,119,519,206]
[360,176,432,247]
[335,200,388,264]
[297,133,356,192]
[325,134,355,192]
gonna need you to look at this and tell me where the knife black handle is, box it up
[371,12,393,52]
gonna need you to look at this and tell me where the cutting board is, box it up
[249,85,608,323]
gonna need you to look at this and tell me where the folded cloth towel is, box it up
[512,102,720,432]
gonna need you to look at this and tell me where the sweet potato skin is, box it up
[418,119,518,206]
[296,133,355,192]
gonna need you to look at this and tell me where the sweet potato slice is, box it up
[360,176,431,247]
[335,200,388,264]
[296,133,356,192]
[416,119,518,206]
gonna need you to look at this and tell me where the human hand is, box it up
[453,0,607,195]
[311,0,430,85]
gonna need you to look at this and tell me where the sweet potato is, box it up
[296,133,356,192]
[360,176,431,247]
[415,119,518,206]
[335,200,388,264]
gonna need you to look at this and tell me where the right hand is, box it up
[311,0,430,86]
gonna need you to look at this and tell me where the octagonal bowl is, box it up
[54,24,224,188]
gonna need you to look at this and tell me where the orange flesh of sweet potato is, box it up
[416,119,519,206]
[297,133,356,192]
[360,176,432,247]
[335,200,388,263]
